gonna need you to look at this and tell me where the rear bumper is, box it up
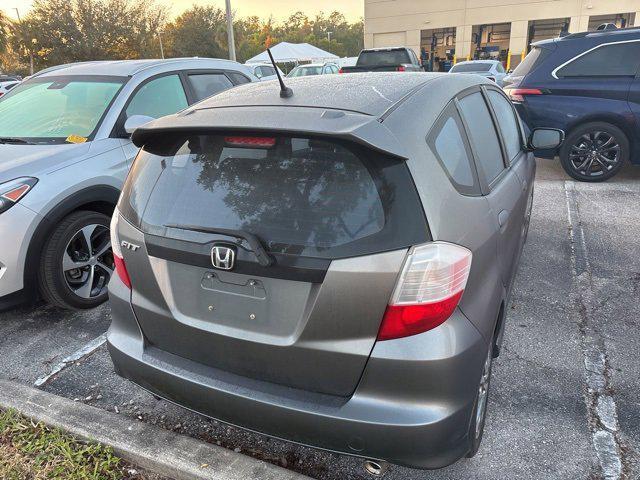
[107,275,487,470]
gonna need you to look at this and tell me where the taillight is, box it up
[338,68,344,74]
[110,208,131,289]
[0,177,38,214]
[224,136,276,148]
[396,65,406,72]
[505,88,543,102]
[377,242,472,341]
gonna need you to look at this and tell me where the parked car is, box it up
[286,62,339,77]
[0,58,257,311]
[0,79,20,97]
[107,72,562,470]
[245,63,285,81]
[504,26,640,181]
[449,60,508,86]
[339,47,423,73]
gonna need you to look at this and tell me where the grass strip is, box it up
[0,408,161,479]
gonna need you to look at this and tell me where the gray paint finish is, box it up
[109,72,535,470]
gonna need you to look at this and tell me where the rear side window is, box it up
[120,135,428,258]
[458,92,506,185]
[556,41,640,77]
[126,74,188,119]
[486,90,522,163]
[188,73,233,101]
[511,47,550,77]
[428,104,479,195]
[227,72,251,85]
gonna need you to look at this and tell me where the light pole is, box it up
[13,8,34,75]
[327,31,333,42]
[157,31,165,59]
[225,0,236,62]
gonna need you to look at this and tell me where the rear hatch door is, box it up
[118,133,428,396]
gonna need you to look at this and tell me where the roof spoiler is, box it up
[131,107,410,160]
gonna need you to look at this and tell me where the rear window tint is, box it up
[428,104,479,195]
[227,72,251,85]
[120,135,429,258]
[358,50,410,66]
[458,92,506,184]
[511,47,550,77]
[556,41,640,77]
[486,90,522,162]
[188,73,233,101]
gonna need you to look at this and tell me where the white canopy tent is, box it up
[246,42,339,65]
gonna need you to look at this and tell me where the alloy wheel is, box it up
[62,224,113,299]
[568,131,620,178]
[475,345,493,440]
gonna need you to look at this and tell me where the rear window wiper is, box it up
[0,137,32,145]
[165,224,274,267]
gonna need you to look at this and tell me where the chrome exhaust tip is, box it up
[363,459,388,476]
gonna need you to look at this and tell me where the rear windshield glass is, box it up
[358,50,410,66]
[450,63,493,73]
[511,47,550,77]
[120,135,431,258]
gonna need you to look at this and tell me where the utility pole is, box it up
[158,32,165,59]
[327,32,333,42]
[225,0,236,62]
[14,8,34,75]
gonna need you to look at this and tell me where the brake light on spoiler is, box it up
[377,242,472,341]
[224,136,276,148]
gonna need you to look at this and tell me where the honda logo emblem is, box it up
[211,244,236,270]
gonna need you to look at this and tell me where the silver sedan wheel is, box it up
[475,345,493,440]
[62,224,113,299]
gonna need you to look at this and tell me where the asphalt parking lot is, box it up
[1,158,639,480]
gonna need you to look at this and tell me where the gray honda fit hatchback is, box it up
[107,73,562,469]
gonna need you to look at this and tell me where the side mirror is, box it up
[527,128,564,151]
[124,115,155,135]
[507,69,514,74]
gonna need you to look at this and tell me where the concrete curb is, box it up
[0,379,311,480]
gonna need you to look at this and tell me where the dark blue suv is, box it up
[504,27,640,181]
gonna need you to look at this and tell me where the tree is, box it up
[9,0,168,68]
[0,11,9,55]
[2,3,364,70]
[163,6,228,59]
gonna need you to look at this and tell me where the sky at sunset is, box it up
[4,0,363,20]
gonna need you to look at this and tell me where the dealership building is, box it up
[364,0,640,71]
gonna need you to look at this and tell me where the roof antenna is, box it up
[267,48,293,98]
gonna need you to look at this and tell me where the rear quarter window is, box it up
[512,47,551,77]
[427,103,480,195]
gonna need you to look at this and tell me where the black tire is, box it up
[466,341,494,458]
[38,210,113,310]
[559,122,628,182]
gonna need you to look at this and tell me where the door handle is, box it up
[498,210,510,228]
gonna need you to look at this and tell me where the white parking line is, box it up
[34,333,107,387]
[565,181,625,480]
